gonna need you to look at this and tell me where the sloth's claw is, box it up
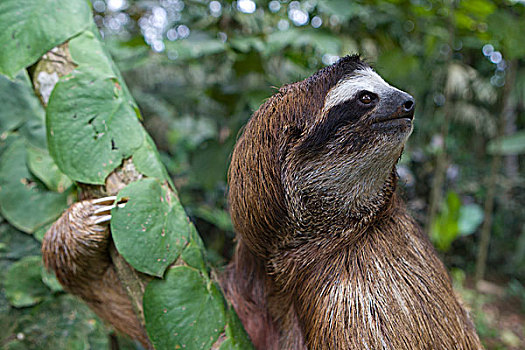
[93,204,116,216]
[89,196,128,226]
[93,214,113,225]
[91,196,117,205]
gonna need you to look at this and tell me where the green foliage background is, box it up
[0,0,524,349]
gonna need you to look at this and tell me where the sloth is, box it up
[223,55,482,349]
[43,55,483,349]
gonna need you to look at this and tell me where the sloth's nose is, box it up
[377,90,416,122]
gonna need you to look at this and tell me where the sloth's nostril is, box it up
[403,100,414,112]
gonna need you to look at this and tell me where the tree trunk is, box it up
[31,42,151,338]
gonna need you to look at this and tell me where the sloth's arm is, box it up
[42,197,151,348]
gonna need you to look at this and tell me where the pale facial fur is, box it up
[323,67,406,112]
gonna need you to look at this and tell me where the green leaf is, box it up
[69,28,141,119]
[487,131,525,155]
[190,138,234,190]
[111,178,191,277]
[19,103,48,150]
[165,32,226,60]
[488,11,525,59]
[180,224,207,273]
[0,222,40,260]
[33,222,52,243]
[26,145,72,193]
[194,206,234,232]
[0,262,19,345]
[446,191,461,217]
[458,203,484,236]
[144,266,226,350]
[0,0,91,78]
[40,266,63,293]
[430,191,462,252]
[0,138,68,233]
[318,0,361,19]
[219,309,255,350]
[229,37,265,53]
[376,50,420,85]
[4,256,48,308]
[0,72,44,134]
[46,72,144,184]
[0,133,17,158]
[459,0,497,19]
[69,30,116,78]
[133,133,172,185]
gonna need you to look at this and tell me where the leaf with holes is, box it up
[0,0,91,78]
[111,178,191,277]
[144,266,226,350]
[46,72,144,184]
[0,138,68,233]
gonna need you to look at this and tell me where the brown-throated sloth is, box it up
[43,55,483,349]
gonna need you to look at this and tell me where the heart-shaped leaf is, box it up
[111,178,191,277]
[144,266,226,350]
[46,72,144,184]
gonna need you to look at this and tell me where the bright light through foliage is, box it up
[107,0,126,12]
[237,0,256,14]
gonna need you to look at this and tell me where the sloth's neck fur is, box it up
[223,177,481,350]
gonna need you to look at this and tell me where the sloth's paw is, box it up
[42,196,129,283]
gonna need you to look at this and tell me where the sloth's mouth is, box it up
[373,117,412,126]
[372,110,415,125]
[370,110,414,134]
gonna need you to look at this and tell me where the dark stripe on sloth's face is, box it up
[295,68,406,155]
[297,96,375,153]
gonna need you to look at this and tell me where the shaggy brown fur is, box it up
[222,55,483,349]
[42,199,151,348]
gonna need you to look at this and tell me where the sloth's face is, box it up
[284,66,415,217]
[296,67,415,156]
[324,67,415,138]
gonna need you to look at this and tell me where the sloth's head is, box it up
[229,55,415,257]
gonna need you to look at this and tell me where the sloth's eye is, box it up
[359,92,376,105]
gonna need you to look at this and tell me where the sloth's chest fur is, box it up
[272,211,481,349]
